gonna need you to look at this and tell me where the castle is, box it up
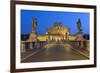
[28,18,83,42]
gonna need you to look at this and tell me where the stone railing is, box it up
[21,40,90,53]
[21,41,47,53]
[70,40,90,51]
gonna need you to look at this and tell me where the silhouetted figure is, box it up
[32,18,37,31]
[77,18,82,33]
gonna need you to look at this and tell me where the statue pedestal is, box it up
[29,42,33,49]
[28,31,37,49]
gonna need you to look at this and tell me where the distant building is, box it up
[28,20,83,42]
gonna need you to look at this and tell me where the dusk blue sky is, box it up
[21,10,90,35]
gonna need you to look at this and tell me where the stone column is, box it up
[29,42,33,49]
[80,41,84,49]
[21,42,26,53]
[77,41,84,49]
[66,32,68,40]
[34,42,38,48]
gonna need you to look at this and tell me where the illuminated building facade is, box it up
[28,19,83,42]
